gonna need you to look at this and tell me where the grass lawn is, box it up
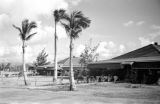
[0,76,160,104]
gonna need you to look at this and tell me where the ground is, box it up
[0,76,160,104]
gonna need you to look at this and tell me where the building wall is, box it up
[88,62,160,84]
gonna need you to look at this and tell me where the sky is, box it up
[0,0,160,63]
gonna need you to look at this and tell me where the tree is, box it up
[13,19,37,85]
[61,11,91,91]
[0,63,5,71]
[80,42,99,66]
[5,63,11,71]
[53,9,66,82]
[75,41,99,80]
[33,49,50,67]
[0,63,11,71]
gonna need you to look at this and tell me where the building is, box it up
[36,64,62,76]
[35,57,85,76]
[87,43,160,84]
[58,57,86,76]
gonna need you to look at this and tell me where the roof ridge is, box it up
[58,57,69,64]
[60,57,82,67]
[63,58,70,66]
[152,44,160,53]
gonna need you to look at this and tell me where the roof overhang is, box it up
[87,63,122,70]
[88,56,160,70]
[37,65,62,70]
[90,56,160,64]
[61,65,86,68]
[121,61,134,65]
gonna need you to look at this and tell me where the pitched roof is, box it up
[90,44,160,65]
[153,44,160,52]
[58,57,83,67]
[36,57,84,69]
[112,44,160,60]
[58,58,69,65]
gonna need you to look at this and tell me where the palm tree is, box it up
[13,19,37,85]
[53,9,65,82]
[61,11,91,91]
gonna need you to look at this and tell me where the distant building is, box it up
[88,43,160,84]
[36,64,62,76]
[34,57,85,76]
[58,57,86,76]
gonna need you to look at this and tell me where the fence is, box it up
[0,75,70,87]
[0,72,120,87]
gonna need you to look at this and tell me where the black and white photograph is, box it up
[0,0,160,104]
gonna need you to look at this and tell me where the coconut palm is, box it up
[53,9,66,82]
[61,11,91,91]
[13,19,37,85]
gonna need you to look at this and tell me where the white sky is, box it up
[0,0,160,63]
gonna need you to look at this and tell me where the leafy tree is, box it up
[13,19,37,85]
[5,63,11,71]
[34,49,50,67]
[0,63,11,71]
[0,64,4,71]
[80,42,99,66]
[61,11,91,91]
[53,9,66,82]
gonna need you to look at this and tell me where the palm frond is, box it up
[12,24,22,33]
[71,33,79,39]
[26,21,37,34]
[62,13,70,22]
[12,24,25,40]
[13,19,37,41]
[75,29,82,35]
[59,9,66,17]
[61,22,70,33]
[53,9,66,22]
[22,19,29,34]
[71,28,82,40]
[73,11,84,19]
[26,32,37,41]
[77,17,91,29]
[61,10,91,40]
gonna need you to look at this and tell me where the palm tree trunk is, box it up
[22,40,28,85]
[53,21,58,83]
[69,37,76,91]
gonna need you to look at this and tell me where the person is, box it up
[113,75,118,83]
[108,74,112,82]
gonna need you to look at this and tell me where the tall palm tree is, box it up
[13,19,37,85]
[61,11,91,91]
[53,9,65,82]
